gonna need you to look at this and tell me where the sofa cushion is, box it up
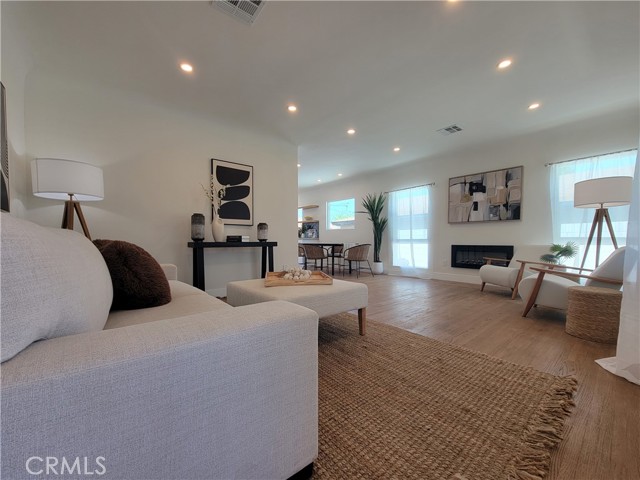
[104,280,232,329]
[1,213,113,362]
[93,239,171,310]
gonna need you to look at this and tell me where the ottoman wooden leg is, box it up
[358,307,366,335]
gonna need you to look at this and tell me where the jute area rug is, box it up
[314,314,577,480]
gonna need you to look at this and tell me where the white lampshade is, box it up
[574,176,633,209]
[31,158,104,201]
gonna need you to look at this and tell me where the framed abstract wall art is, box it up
[210,158,253,225]
[448,166,522,223]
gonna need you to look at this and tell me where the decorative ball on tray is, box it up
[283,267,312,281]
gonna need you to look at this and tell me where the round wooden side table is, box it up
[565,286,622,344]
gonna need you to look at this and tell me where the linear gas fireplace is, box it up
[451,244,514,269]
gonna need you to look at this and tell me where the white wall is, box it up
[299,106,639,284]
[18,73,298,296]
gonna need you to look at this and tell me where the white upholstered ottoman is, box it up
[227,278,369,335]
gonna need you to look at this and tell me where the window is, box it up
[549,149,636,267]
[389,186,429,272]
[326,198,355,230]
[297,207,303,222]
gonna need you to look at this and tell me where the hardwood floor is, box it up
[338,273,639,480]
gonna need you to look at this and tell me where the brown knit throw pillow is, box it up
[93,239,171,310]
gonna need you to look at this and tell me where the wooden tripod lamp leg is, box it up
[60,195,92,240]
[61,199,75,230]
[579,209,600,271]
[74,202,92,240]
[603,209,619,249]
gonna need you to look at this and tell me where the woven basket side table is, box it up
[566,286,622,344]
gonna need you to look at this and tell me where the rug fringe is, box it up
[506,376,578,480]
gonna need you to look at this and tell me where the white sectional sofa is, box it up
[1,213,318,479]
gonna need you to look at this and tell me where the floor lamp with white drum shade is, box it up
[574,175,633,269]
[31,158,104,240]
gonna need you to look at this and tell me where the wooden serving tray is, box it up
[265,271,333,287]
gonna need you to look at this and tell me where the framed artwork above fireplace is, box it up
[448,166,522,223]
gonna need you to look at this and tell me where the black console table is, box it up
[187,241,277,291]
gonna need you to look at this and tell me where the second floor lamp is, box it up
[31,158,104,240]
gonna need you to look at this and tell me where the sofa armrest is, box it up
[160,263,178,280]
[1,301,318,480]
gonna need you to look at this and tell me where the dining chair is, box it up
[342,244,374,277]
[301,244,328,271]
[298,245,306,268]
[327,244,344,272]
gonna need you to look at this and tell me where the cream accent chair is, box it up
[479,245,552,299]
[518,247,626,317]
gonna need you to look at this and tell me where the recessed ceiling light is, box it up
[393,147,401,152]
[180,63,193,73]
[347,128,356,135]
[497,59,512,70]
[317,179,322,183]
[288,104,298,112]
[528,102,540,110]
[297,163,301,168]
[338,173,343,177]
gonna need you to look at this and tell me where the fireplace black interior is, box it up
[451,245,514,269]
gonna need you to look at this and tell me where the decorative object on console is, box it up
[191,213,205,241]
[362,192,388,274]
[93,239,171,310]
[1,82,9,213]
[31,158,104,239]
[257,222,268,241]
[573,176,633,269]
[210,158,253,225]
[201,172,226,242]
[448,166,522,223]
[211,216,225,242]
[226,235,242,242]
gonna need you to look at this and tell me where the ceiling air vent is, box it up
[437,124,463,136]
[212,0,265,25]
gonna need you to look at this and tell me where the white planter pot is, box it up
[372,262,384,274]
[211,217,225,242]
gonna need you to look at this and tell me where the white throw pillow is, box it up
[585,247,626,289]
[1,213,113,362]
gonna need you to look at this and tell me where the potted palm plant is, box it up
[540,242,578,264]
[362,193,388,274]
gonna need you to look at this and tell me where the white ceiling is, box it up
[7,1,640,188]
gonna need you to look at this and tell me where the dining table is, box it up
[298,241,344,276]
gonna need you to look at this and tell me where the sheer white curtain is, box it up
[549,150,637,268]
[389,185,429,277]
[596,150,640,385]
